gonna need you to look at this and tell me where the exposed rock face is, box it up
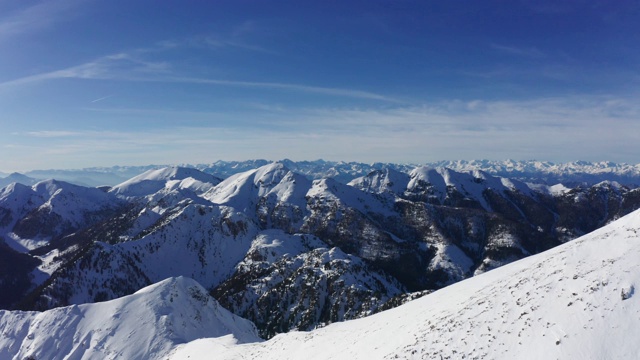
[2,163,640,339]
[212,231,405,338]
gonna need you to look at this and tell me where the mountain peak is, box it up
[110,166,220,197]
[204,161,306,209]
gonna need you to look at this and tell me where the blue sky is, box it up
[1,0,639,172]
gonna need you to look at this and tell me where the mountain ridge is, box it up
[4,159,640,187]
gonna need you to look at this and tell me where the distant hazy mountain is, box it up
[6,159,640,187]
[427,159,640,186]
[199,159,640,186]
[24,166,162,187]
[0,173,38,189]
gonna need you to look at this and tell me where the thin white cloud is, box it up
[0,59,111,88]
[0,0,85,42]
[0,52,169,89]
[162,76,401,102]
[197,20,275,54]
[90,94,115,103]
[154,21,275,55]
[80,106,229,118]
[491,44,546,58]
[73,94,640,136]
[0,51,400,102]
[193,34,275,54]
[7,94,636,170]
[26,130,81,137]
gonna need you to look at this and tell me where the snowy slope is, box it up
[307,177,394,216]
[350,166,535,211]
[0,173,38,188]
[204,162,310,211]
[110,166,221,198]
[121,204,258,290]
[31,203,261,309]
[0,179,122,252]
[0,277,260,360]
[428,159,640,186]
[173,209,640,360]
[347,168,410,195]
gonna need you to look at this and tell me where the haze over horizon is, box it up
[1,1,639,172]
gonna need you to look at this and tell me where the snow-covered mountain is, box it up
[3,207,638,359]
[11,159,640,187]
[0,179,126,308]
[24,166,161,187]
[198,159,414,184]
[109,166,222,198]
[201,159,640,186]
[2,162,640,340]
[0,173,38,189]
[427,159,640,186]
[0,277,260,360]
[173,208,640,359]
[0,179,124,252]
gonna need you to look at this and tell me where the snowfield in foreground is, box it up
[173,209,640,359]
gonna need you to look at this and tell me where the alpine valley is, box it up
[1,160,639,359]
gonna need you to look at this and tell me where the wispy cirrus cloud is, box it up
[198,20,275,54]
[4,94,640,170]
[491,43,546,58]
[197,35,275,54]
[0,52,170,88]
[0,0,86,42]
[157,21,275,54]
[0,50,400,102]
[0,61,108,87]
[0,14,394,102]
[162,76,401,102]
[26,130,82,137]
[90,94,115,103]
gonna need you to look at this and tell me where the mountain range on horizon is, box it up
[3,159,640,188]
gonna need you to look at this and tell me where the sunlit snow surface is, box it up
[173,209,640,359]
[0,277,259,360]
